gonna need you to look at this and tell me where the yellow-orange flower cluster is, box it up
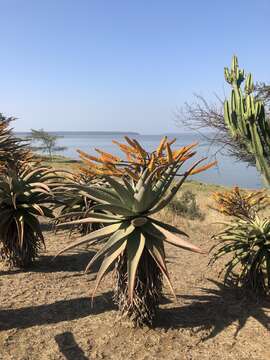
[212,186,269,219]
[77,136,217,182]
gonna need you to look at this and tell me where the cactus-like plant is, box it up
[224,56,270,185]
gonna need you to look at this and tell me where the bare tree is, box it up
[28,129,67,161]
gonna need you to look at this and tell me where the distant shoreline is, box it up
[15,131,141,136]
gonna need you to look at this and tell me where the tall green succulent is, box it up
[224,56,270,185]
[56,158,209,325]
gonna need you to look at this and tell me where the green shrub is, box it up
[167,190,204,220]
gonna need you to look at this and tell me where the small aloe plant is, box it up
[0,165,59,267]
[210,187,270,294]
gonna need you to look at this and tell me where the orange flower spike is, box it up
[77,149,102,163]
[172,148,184,160]
[168,138,177,146]
[178,151,197,162]
[112,140,136,155]
[95,148,120,163]
[79,158,100,168]
[166,143,173,164]
[181,142,199,154]
[172,143,198,161]
[189,160,217,175]
[156,136,167,157]
[132,138,147,158]
[112,140,133,152]
[105,163,125,176]
[124,136,137,149]
[148,154,156,172]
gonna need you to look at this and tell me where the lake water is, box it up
[17,132,262,189]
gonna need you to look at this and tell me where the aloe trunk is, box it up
[224,56,270,186]
[113,249,162,326]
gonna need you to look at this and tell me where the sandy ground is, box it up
[0,183,269,360]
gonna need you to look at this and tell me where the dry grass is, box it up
[0,182,269,360]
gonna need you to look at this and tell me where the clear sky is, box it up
[0,0,269,134]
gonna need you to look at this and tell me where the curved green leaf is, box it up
[127,230,146,302]
[92,239,127,299]
[90,204,135,217]
[85,223,135,272]
[55,222,121,257]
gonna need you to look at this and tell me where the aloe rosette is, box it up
[0,165,59,267]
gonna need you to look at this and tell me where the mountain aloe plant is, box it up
[0,114,31,173]
[210,187,270,294]
[0,165,59,267]
[224,56,270,185]
[57,140,215,325]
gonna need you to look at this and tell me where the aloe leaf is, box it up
[29,182,51,193]
[133,169,161,212]
[92,239,127,298]
[32,204,45,216]
[85,223,135,272]
[64,183,116,204]
[103,176,134,208]
[150,158,208,215]
[122,177,135,195]
[59,217,119,226]
[23,167,49,181]
[28,188,52,195]
[25,213,44,240]
[153,223,204,254]
[145,236,176,300]
[127,230,146,302]
[79,187,123,206]
[153,164,175,193]
[151,218,189,238]
[57,211,121,222]
[90,204,135,217]
[95,185,122,201]
[55,223,121,257]
[134,168,150,193]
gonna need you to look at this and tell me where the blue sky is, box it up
[0,0,269,134]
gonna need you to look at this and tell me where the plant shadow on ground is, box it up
[0,291,115,331]
[0,249,100,275]
[55,331,90,360]
[33,249,99,273]
[155,279,270,340]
